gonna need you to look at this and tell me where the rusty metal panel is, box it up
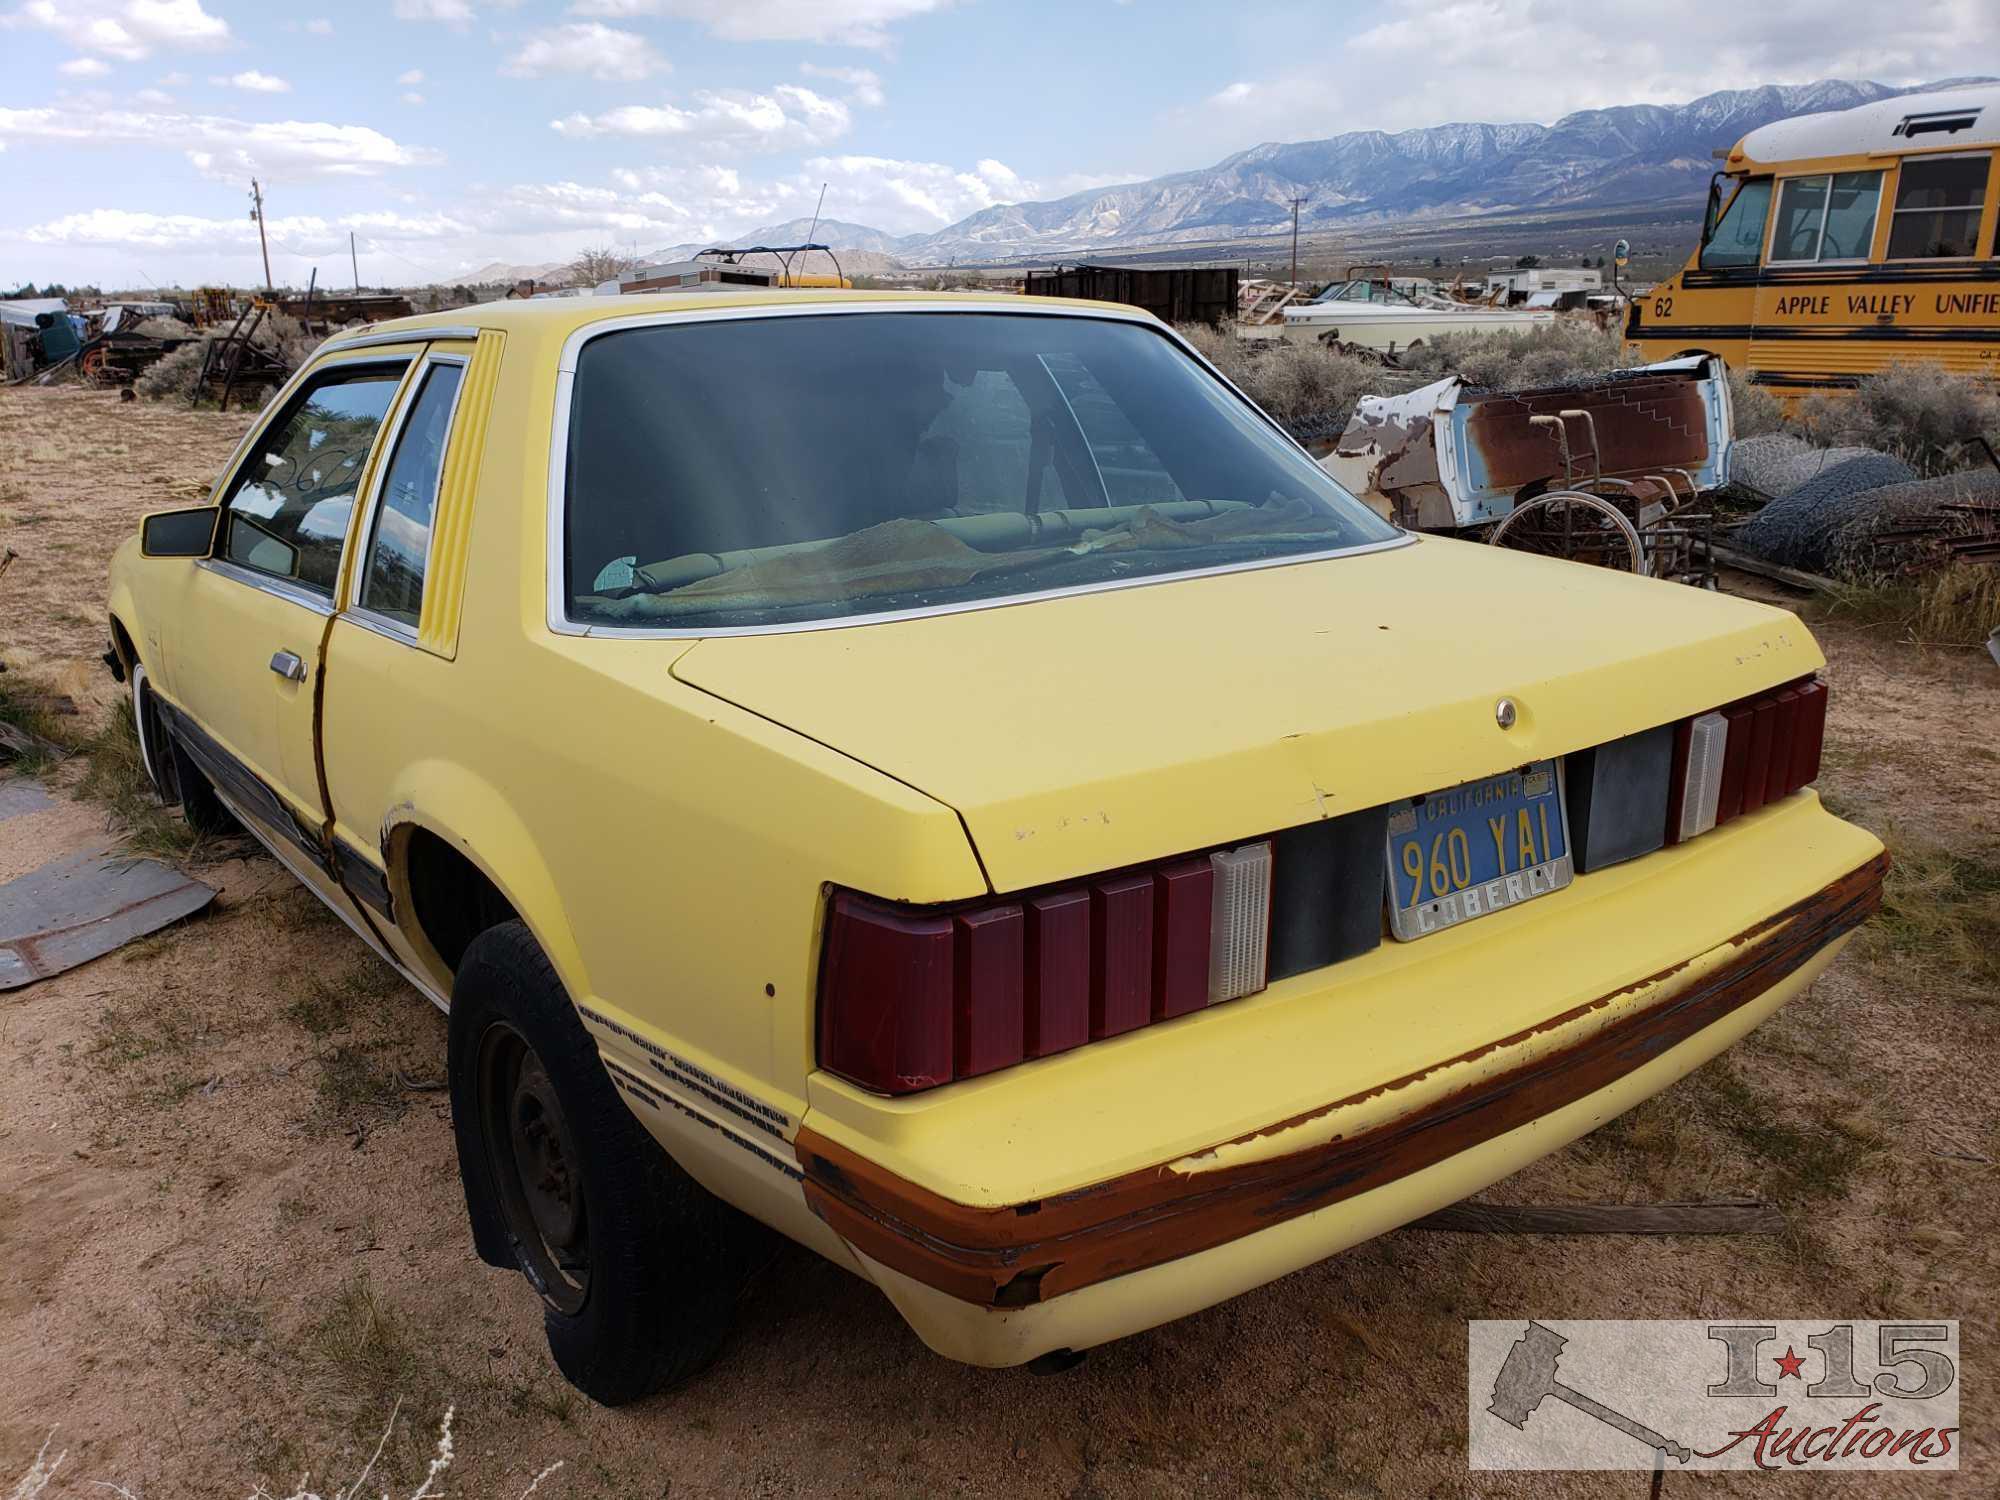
[0,848,216,990]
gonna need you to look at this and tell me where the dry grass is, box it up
[1727,366,1789,437]
[1176,323,1388,441]
[1794,362,2000,478]
[1809,562,2000,649]
[1397,319,1630,389]
[0,666,89,772]
[1861,829,2000,1000]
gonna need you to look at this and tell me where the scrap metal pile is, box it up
[1322,355,1729,585]
[1727,434,2000,578]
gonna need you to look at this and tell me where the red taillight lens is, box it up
[817,896,954,1093]
[1666,675,1827,845]
[819,842,1271,1096]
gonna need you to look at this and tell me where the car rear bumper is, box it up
[793,834,1886,1366]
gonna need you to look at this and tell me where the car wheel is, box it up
[447,920,742,1405]
[166,733,237,838]
[129,664,179,803]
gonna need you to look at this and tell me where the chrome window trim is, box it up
[207,355,415,599]
[543,300,1411,639]
[197,556,336,616]
[349,352,470,646]
[339,608,422,647]
[322,324,480,352]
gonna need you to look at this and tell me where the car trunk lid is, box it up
[670,537,1824,893]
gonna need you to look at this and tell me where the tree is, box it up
[1515,254,1541,269]
[567,246,640,286]
[1431,255,1444,268]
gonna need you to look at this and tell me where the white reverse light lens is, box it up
[1208,841,1272,1004]
[1679,711,1730,841]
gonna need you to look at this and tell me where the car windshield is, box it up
[562,311,1398,630]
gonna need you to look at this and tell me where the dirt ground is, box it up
[2,384,1996,1499]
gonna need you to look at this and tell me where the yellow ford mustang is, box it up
[106,291,1885,1402]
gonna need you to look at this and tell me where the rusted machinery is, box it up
[1322,355,1730,586]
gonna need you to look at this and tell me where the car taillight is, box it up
[1666,675,1827,846]
[819,841,1272,1096]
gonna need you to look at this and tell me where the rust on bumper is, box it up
[794,853,1887,1308]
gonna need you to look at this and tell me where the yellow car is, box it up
[106,291,1885,1402]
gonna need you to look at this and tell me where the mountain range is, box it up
[680,77,1990,266]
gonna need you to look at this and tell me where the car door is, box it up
[320,337,489,988]
[169,355,414,880]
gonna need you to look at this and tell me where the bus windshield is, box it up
[1700,178,1773,269]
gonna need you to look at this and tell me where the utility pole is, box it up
[1288,195,1308,287]
[350,230,360,290]
[248,178,273,292]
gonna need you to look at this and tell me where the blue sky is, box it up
[0,0,1983,287]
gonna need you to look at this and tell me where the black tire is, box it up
[447,920,740,1405]
[167,733,236,837]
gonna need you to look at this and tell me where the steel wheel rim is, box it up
[477,1022,590,1315]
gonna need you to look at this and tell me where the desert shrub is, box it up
[134,339,210,401]
[1397,320,1630,390]
[1176,325,1386,440]
[1813,561,2000,649]
[1793,363,2000,477]
[1727,367,1788,437]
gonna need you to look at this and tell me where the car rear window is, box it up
[562,311,1398,631]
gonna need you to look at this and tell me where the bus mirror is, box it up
[1701,174,1725,246]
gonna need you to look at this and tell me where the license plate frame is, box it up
[1384,760,1573,941]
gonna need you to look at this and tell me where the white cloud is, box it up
[552,84,849,151]
[502,23,666,82]
[134,86,174,103]
[0,105,441,180]
[398,68,425,85]
[58,57,112,77]
[305,17,333,35]
[6,0,231,61]
[21,206,471,253]
[403,91,426,105]
[157,70,189,86]
[799,62,884,107]
[392,0,475,21]
[218,69,291,93]
[605,0,950,48]
[1188,0,1987,143]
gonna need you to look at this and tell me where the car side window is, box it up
[219,365,406,596]
[359,360,464,627]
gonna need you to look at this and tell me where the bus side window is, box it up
[1888,153,1989,259]
[1700,178,1773,269]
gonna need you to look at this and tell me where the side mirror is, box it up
[140,507,219,558]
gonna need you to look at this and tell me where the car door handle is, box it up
[269,650,307,682]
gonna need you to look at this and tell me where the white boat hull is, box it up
[1279,306,1555,351]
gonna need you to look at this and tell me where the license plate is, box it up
[1384,760,1572,941]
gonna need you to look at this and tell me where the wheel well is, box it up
[403,827,520,978]
[108,616,138,675]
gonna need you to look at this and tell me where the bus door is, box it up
[1747,169,1886,388]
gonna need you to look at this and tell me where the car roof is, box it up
[335,288,1155,352]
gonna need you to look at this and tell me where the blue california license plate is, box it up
[1384,760,1573,940]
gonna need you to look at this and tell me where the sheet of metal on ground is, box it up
[0,841,216,990]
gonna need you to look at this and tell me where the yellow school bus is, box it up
[1627,85,1999,392]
